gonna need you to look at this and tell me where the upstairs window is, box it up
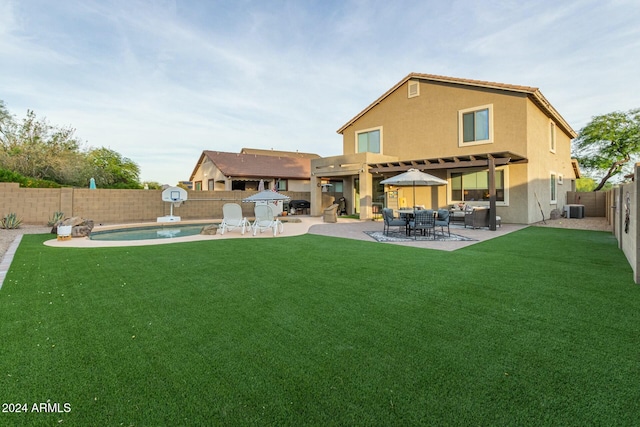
[356,128,382,153]
[459,104,493,146]
[550,121,556,153]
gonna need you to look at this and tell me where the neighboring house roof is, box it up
[571,159,581,179]
[190,150,311,181]
[240,148,321,159]
[337,72,577,139]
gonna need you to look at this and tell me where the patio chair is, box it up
[409,209,435,240]
[382,208,407,235]
[464,207,490,229]
[252,204,284,236]
[435,209,450,237]
[219,203,250,235]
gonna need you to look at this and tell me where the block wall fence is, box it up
[565,191,607,217]
[0,183,317,224]
[610,164,640,284]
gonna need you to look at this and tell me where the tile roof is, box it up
[240,148,321,159]
[337,72,576,138]
[199,151,311,180]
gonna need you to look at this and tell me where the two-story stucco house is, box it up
[310,73,580,224]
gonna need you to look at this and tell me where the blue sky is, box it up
[1,0,639,185]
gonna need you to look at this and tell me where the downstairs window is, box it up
[451,169,505,202]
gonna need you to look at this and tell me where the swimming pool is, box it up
[90,224,214,241]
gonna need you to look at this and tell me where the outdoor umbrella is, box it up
[243,189,291,217]
[242,190,290,203]
[380,168,447,208]
[257,179,265,192]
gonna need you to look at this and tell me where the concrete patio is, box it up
[307,219,527,251]
[37,216,527,252]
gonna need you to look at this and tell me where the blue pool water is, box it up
[90,224,213,241]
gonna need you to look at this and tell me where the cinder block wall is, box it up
[612,177,638,283]
[565,191,607,217]
[0,183,312,224]
[1,183,63,224]
[73,189,164,223]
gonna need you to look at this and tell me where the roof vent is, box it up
[408,81,420,98]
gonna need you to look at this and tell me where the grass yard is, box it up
[1,227,639,426]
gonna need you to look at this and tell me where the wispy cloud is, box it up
[1,0,639,184]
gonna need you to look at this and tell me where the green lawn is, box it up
[1,227,639,426]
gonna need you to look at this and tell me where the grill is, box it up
[288,200,310,215]
[289,200,310,209]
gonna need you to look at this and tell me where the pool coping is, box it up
[42,217,327,249]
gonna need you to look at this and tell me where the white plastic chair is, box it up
[252,205,283,236]
[219,203,250,235]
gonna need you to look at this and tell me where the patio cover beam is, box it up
[368,152,526,173]
[488,156,497,231]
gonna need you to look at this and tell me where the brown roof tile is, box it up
[240,148,320,159]
[203,151,310,180]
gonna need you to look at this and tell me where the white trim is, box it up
[447,166,509,206]
[408,80,420,98]
[550,171,558,204]
[549,120,556,153]
[355,126,383,154]
[458,104,494,147]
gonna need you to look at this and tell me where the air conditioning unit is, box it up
[564,204,584,219]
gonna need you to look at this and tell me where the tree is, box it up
[0,100,142,188]
[142,181,162,190]
[575,177,614,192]
[572,108,640,191]
[87,147,141,188]
[0,100,13,144]
[0,108,84,183]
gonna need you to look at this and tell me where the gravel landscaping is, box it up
[0,225,51,260]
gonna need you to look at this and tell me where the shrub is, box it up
[1,213,23,229]
[22,177,61,188]
[47,211,65,226]
[0,168,27,185]
[0,168,60,188]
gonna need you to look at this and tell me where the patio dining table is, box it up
[398,209,437,237]
[397,209,415,235]
[398,208,417,216]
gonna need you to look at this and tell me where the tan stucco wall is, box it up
[190,157,221,190]
[340,80,530,160]
[334,78,576,224]
[496,163,527,223]
[286,180,311,192]
[524,98,576,223]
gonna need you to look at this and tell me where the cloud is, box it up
[1,0,639,184]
